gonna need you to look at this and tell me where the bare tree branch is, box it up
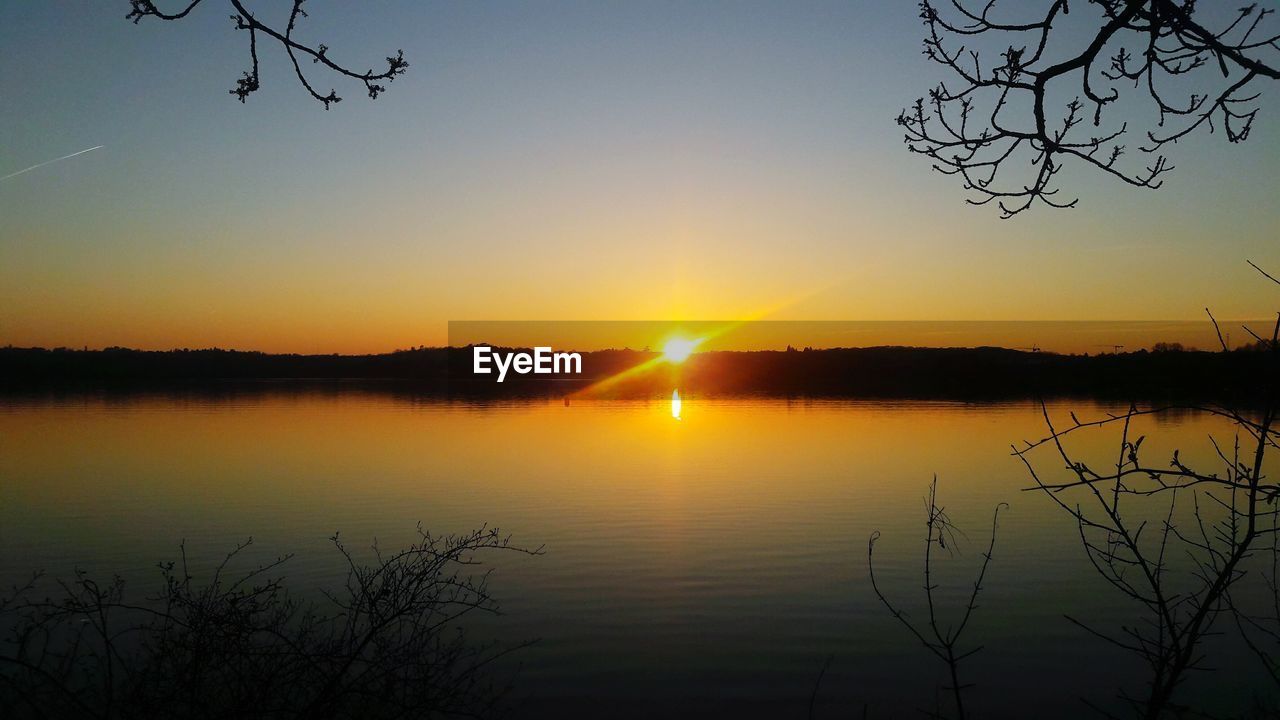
[900,2,1279,217]
[869,476,1006,720]
[127,0,408,108]
[1012,262,1280,716]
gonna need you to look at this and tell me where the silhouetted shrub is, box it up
[0,526,540,720]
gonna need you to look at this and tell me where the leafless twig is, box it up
[869,476,1006,720]
[127,0,408,107]
[900,2,1279,217]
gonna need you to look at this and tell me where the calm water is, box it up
[0,390,1272,717]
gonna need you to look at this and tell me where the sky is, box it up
[1,1,1277,354]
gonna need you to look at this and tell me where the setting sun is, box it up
[662,337,700,363]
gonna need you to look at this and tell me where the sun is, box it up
[662,337,700,363]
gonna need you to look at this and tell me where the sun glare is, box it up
[662,337,700,363]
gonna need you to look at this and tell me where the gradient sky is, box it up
[1,1,1277,353]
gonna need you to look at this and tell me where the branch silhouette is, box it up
[1012,262,1280,717]
[868,477,1006,720]
[127,0,408,107]
[900,1,1279,217]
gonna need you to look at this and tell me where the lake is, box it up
[0,389,1272,718]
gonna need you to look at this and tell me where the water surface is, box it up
[0,391,1270,717]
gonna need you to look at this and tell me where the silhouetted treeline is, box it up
[0,344,1269,402]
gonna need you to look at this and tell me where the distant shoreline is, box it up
[0,345,1267,403]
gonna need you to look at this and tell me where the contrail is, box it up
[0,145,104,182]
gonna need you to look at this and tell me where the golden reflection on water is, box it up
[0,393,1234,545]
